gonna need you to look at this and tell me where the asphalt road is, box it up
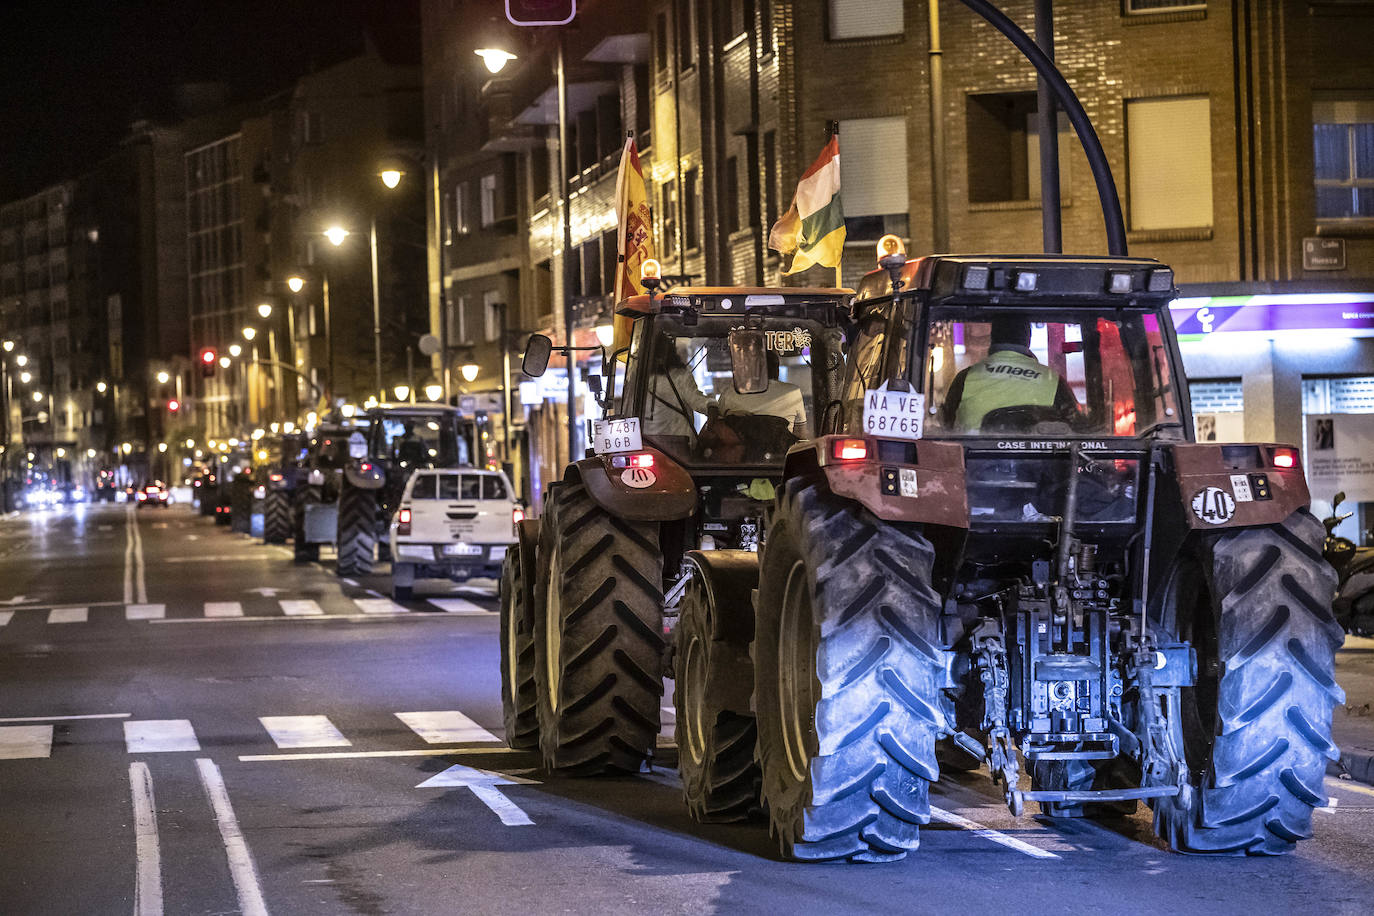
[2,502,1373,915]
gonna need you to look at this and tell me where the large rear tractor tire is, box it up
[293,486,322,563]
[336,483,377,577]
[753,481,950,863]
[500,547,539,749]
[263,489,291,544]
[676,567,760,822]
[1152,510,1345,854]
[534,476,665,774]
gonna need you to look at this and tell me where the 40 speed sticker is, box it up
[621,466,657,489]
[1191,486,1236,525]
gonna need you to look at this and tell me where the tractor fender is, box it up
[1169,443,1310,530]
[574,447,697,521]
[514,517,541,631]
[343,463,386,489]
[683,549,758,716]
[787,435,969,528]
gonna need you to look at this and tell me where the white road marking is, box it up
[341,578,359,587]
[354,598,409,615]
[396,710,499,744]
[124,720,201,753]
[1319,796,1340,814]
[127,604,166,620]
[454,584,498,597]
[124,507,136,604]
[278,600,324,617]
[204,601,245,618]
[164,555,270,563]
[0,712,130,723]
[195,758,269,916]
[928,805,1060,859]
[129,762,164,916]
[240,747,513,762]
[428,598,493,614]
[0,724,54,759]
[48,606,89,624]
[134,512,147,603]
[0,611,11,627]
[259,715,351,748]
[1326,777,1374,799]
[150,613,463,625]
[416,763,536,826]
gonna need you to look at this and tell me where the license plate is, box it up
[442,543,483,557]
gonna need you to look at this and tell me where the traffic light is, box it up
[199,348,216,377]
[167,398,180,413]
[505,0,575,26]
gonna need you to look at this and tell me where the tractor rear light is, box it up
[360,462,373,472]
[269,473,283,482]
[832,439,868,461]
[1272,447,1298,469]
[512,506,525,526]
[398,507,411,535]
[610,453,655,469]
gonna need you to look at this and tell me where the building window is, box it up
[480,174,498,227]
[838,117,909,240]
[965,92,1074,205]
[1314,99,1374,221]
[725,156,740,233]
[483,291,502,343]
[761,1,774,55]
[1190,379,1243,442]
[454,183,471,235]
[1125,0,1205,13]
[828,0,903,40]
[655,13,669,73]
[685,167,700,250]
[1126,95,1213,230]
[763,130,778,231]
[442,193,453,245]
[677,0,696,71]
[661,178,678,255]
[452,294,468,345]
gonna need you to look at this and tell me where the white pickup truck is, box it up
[388,468,521,599]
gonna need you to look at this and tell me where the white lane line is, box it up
[354,598,409,615]
[259,715,351,749]
[124,720,201,753]
[48,606,89,624]
[0,724,54,759]
[928,805,1061,859]
[195,758,269,916]
[240,747,505,762]
[133,508,148,603]
[341,578,359,587]
[129,762,164,916]
[127,604,167,620]
[149,613,465,625]
[0,611,11,627]
[124,506,136,604]
[278,600,324,617]
[0,712,131,723]
[1326,777,1374,799]
[1319,796,1340,815]
[204,601,245,618]
[396,710,499,744]
[428,598,493,614]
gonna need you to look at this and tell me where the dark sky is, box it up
[0,0,420,201]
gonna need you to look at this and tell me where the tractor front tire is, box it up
[263,489,291,544]
[1153,510,1344,854]
[753,481,949,863]
[500,549,539,749]
[534,476,664,774]
[336,484,377,577]
[676,572,760,822]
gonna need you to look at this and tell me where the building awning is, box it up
[515,81,618,126]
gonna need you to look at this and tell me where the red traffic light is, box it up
[200,348,216,364]
[505,0,575,26]
[167,398,181,413]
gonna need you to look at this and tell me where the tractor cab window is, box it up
[635,315,844,468]
[376,416,460,468]
[923,308,1180,438]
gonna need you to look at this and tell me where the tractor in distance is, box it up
[290,419,357,563]
[726,241,1343,862]
[501,274,851,821]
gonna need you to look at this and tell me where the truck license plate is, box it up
[442,543,483,557]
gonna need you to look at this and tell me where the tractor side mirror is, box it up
[728,328,769,395]
[522,334,553,377]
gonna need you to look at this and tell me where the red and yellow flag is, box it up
[612,136,655,348]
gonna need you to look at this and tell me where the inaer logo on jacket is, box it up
[954,349,1061,430]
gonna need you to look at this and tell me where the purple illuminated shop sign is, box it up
[1170,294,1374,339]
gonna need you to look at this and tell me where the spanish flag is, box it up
[769,136,845,276]
[613,136,656,347]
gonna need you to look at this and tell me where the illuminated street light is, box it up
[185,439,195,448]
[257,303,273,319]
[2,340,12,352]
[156,370,170,384]
[594,324,615,348]
[32,390,43,402]
[96,380,107,393]
[19,371,31,384]
[460,363,480,383]
[393,385,410,402]
[287,275,305,293]
[379,169,403,189]
[121,442,132,455]
[157,443,168,453]
[242,327,256,341]
[424,383,443,402]
[229,344,242,357]
[56,448,66,458]
[475,48,517,73]
[86,448,96,459]
[219,356,231,369]
[324,225,350,247]
[15,354,27,367]
[340,404,356,418]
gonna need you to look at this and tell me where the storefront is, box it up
[1172,290,1374,543]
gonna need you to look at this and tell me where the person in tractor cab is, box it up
[395,422,427,469]
[939,316,1080,433]
[717,349,811,440]
[643,341,713,439]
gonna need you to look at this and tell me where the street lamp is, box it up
[96,380,107,393]
[15,354,27,367]
[424,383,443,402]
[287,275,305,294]
[475,48,517,73]
[242,327,256,341]
[257,303,273,319]
[19,371,30,384]
[393,384,410,403]
[31,391,42,402]
[324,225,350,247]
[156,370,170,384]
[379,169,403,189]
[229,344,242,357]
[460,363,480,383]
[218,356,231,369]
[2,340,11,352]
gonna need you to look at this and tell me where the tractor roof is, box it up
[617,286,853,317]
[854,254,1175,304]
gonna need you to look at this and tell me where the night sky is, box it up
[0,0,420,202]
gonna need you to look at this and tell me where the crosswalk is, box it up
[0,595,498,627]
[0,709,508,759]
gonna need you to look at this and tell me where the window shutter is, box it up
[838,117,908,217]
[1127,97,1213,230]
[828,0,904,40]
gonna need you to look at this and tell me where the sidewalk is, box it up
[1333,635,1374,786]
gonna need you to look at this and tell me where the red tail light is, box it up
[1272,447,1297,469]
[512,506,525,526]
[360,462,373,472]
[832,438,868,461]
[629,453,654,469]
[398,507,411,536]
[270,473,283,482]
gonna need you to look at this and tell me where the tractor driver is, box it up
[395,421,427,468]
[940,317,1080,433]
[717,349,811,440]
[643,340,713,440]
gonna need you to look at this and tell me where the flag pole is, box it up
[828,120,842,288]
